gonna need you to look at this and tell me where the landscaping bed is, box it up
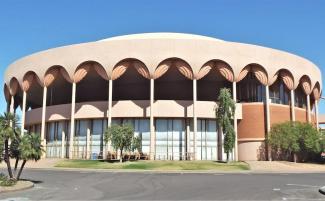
[55,160,250,171]
[0,173,34,193]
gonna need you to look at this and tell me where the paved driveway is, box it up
[1,169,325,200]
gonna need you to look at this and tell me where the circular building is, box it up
[3,33,322,161]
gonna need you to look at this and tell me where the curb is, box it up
[0,180,34,193]
[22,167,325,174]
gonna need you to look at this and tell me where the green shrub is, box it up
[268,121,322,162]
[0,178,17,186]
[0,173,17,186]
[0,173,6,181]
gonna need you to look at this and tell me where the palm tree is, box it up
[10,136,21,171]
[16,133,43,180]
[0,112,19,178]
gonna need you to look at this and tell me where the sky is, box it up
[0,0,325,115]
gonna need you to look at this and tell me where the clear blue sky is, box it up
[0,0,325,114]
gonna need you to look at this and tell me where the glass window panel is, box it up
[195,119,217,161]
[92,119,103,155]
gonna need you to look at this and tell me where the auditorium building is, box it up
[3,33,322,161]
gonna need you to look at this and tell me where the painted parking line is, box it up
[286,184,321,188]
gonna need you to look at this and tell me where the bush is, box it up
[268,121,322,162]
[0,173,17,186]
[0,173,6,181]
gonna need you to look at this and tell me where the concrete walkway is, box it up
[2,159,325,173]
[0,158,62,169]
[246,160,325,173]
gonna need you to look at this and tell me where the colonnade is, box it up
[10,66,320,161]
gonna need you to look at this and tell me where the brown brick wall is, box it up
[238,103,265,139]
[295,108,307,123]
[238,104,315,140]
[270,104,291,126]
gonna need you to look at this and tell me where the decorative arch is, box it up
[237,64,268,86]
[198,60,234,81]
[299,75,312,95]
[22,71,42,92]
[3,84,10,103]
[9,77,20,95]
[44,66,71,87]
[272,69,295,90]
[74,61,108,83]
[112,59,150,80]
[312,82,321,100]
[154,58,193,80]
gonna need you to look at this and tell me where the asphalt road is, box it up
[1,169,325,200]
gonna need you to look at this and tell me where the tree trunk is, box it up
[120,149,123,163]
[16,160,26,180]
[14,157,19,171]
[226,152,229,163]
[4,139,13,178]
[293,153,298,163]
[218,126,223,161]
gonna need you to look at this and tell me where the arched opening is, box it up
[269,70,292,105]
[23,72,43,110]
[45,66,72,106]
[295,75,311,109]
[112,59,150,100]
[9,77,23,112]
[154,58,193,100]
[75,61,108,103]
[312,82,321,109]
[44,66,71,158]
[237,64,267,103]
[295,85,307,108]
[197,60,233,101]
[3,84,10,112]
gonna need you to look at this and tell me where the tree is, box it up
[104,124,140,162]
[0,112,19,179]
[268,122,300,162]
[16,133,43,180]
[10,133,21,171]
[215,88,236,162]
[268,121,321,162]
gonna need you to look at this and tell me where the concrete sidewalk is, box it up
[0,158,61,169]
[2,159,325,173]
[246,160,325,173]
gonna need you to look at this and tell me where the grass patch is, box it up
[55,160,250,171]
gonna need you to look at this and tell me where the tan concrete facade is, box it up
[3,33,322,161]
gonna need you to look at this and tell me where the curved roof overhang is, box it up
[4,33,322,95]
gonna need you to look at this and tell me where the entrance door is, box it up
[155,119,185,160]
[196,119,217,160]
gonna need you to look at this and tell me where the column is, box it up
[21,91,27,135]
[232,82,238,161]
[290,90,295,121]
[193,79,197,160]
[9,95,14,128]
[61,130,65,158]
[86,125,91,159]
[108,79,113,126]
[69,82,76,159]
[315,100,319,131]
[9,95,14,114]
[265,85,271,161]
[186,119,190,160]
[41,86,47,158]
[149,78,155,160]
[105,79,113,159]
[307,94,311,123]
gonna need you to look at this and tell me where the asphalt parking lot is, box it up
[1,169,325,200]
